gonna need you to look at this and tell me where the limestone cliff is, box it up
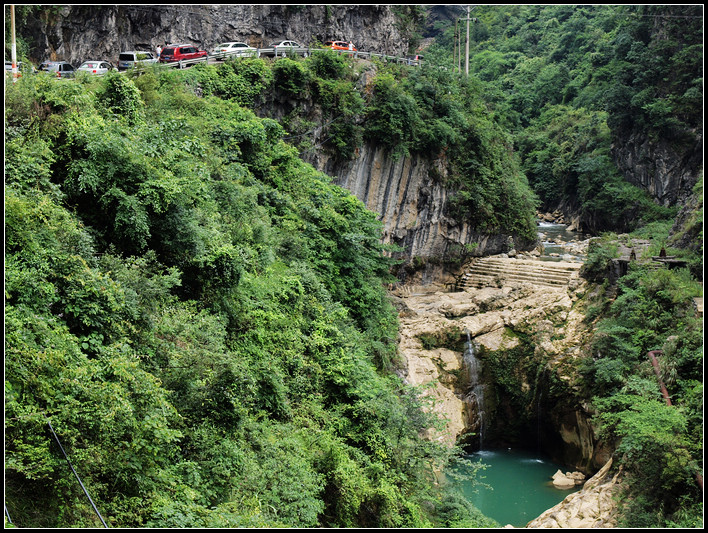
[611,129,703,207]
[19,5,413,65]
[391,255,610,473]
[309,143,526,265]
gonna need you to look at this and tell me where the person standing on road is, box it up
[156,45,162,60]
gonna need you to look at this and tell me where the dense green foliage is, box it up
[436,5,701,233]
[578,231,703,527]
[4,67,486,528]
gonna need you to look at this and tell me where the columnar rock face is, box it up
[312,144,521,262]
[20,5,410,65]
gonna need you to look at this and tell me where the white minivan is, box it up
[118,51,158,71]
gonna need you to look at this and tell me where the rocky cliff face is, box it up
[308,144,524,266]
[20,5,411,65]
[611,129,703,207]
[391,257,609,473]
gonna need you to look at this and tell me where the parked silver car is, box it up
[77,60,115,75]
[38,61,76,78]
[263,40,305,57]
[117,51,158,71]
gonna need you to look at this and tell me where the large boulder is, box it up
[552,469,586,489]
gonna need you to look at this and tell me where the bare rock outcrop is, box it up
[526,459,621,528]
[19,5,411,65]
[394,269,623,528]
[551,469,586,489]
[394,266,591,447]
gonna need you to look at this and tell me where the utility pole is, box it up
[452,19,457,74]
[454,17,461,74]
[459,6,478,77]
[11,5,19,83]
[465,5,470,77]
[458,17,462,73]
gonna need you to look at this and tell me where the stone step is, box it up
[472,258,582,272]
[463,273,572,287]
[465,263,577,278]
[461,273,569,288]
[460,257,581,289]
[466,264,574,281]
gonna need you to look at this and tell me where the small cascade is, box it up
[536,387,543,455]
[533,365,545,454]
[464,330,487,450]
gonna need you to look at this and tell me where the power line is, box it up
[46,417,109,528]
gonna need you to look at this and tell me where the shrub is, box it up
[307,50,350,80]
[273,58,312,97]
[97,71,144,124]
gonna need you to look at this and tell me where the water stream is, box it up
[463,330,487,450]
[536,220,588,262]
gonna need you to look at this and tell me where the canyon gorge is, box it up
[6,5,701,529]
[390,243,623,527]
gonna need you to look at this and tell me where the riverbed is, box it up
[536,220,589,262]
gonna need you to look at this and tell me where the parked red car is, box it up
[159,44,208,63]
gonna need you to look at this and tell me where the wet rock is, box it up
[552,469,586,489]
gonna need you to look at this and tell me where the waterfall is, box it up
[464,330,487,450]
[536,387,543,454]
[534,366,544,454]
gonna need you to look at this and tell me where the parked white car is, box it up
[263,40,305,57]
[77,60,115,75]
[117,51,158,71]
[209,42,256,57]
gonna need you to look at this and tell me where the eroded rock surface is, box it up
[392,260,622,528]
[526,459,621,528]
[393,264,590,446]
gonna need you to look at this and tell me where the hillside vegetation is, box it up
[434,5,702,233]
[4,4,703,530]
[5,66,502,527]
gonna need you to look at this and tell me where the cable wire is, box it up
[46,417,109,528]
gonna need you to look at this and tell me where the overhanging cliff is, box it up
[18,5,414,65]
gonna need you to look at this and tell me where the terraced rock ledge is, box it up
[459,256,583,290]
